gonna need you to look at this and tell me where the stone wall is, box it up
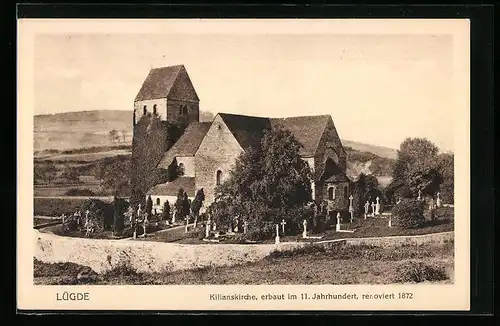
[34,229,453,275]
[166,99,199,125]
[195,115,244,205]
[33,230,302,274]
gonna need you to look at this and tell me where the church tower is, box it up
[133,65,200,125]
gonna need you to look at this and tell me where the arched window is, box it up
[328,187,334,200]
[216,170,222,186]
[143,105,147,115]
[156,198,160,206]
[178,163,185,176]
[182,105,188,115]
[153,104,157,115]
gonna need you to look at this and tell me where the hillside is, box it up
[34,110,398,159]
[34,110,215,151]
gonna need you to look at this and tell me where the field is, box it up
[34,197,115,217]
[33,239,454,285]
[36,149,131,162]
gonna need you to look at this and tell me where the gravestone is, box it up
[417,190,422,201]
[275,224,280,245]
[185,217,189,233]
[205,219,211,238]
[234,217,239,232]
[280,219,287,235]
[302,219,307,238]
[375,197,381,216]
[336,212,341,232]
[243,220,248,234]
[349,195,354,223]
[364,201,369,219]
[436,192,442,208]
[371,202,376,217]
[396,197,402,205]
[388,215,392,228]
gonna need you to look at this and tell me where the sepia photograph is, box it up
[18,18,471,311]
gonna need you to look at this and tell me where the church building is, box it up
[133,65,351,215]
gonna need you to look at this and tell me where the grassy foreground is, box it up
[34,240,454,285]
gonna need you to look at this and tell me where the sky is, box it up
[33,23,457,152]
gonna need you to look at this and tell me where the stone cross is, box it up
[275,224,280,245]
[172,209,176,223]
[371,202,376,217]
[375,197,381,215]
[302,219,307,238]
[396,197,402,205]
[436,192,442,208]
[417,190,422,201]
[213,222,217,231]
[234,217,239,232]
[143,220,147,237]
[388,215,392,228]
[185,217,189,233]
[349,194,353,208]
[205,220,211,238]
[243,220,248,234]
[280,219,287,235]
[364,201,369,219]
[336,212,341,232]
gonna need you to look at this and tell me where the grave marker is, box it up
[336,212,341,232]
[275,224,280,245]
[302,219,307,238]
[280,219,287,235]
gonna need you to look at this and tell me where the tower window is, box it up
[153,104,157,115]
[178,163,185,176]
[156,198,160,206]
[143,105,147,115]
[216,170,222,186]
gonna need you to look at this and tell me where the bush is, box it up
[64,188,97,196]
[392,261,448,283]
[185,227,205,239]
[392,199,425,229]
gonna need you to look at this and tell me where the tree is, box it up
[175,188,185,218]
[388,137,441,200]
[100,156,131,196]
[182,193,191,219]
[112,196,125,235]
[392,198,425,229]
[162,200,170,221]
[191,188,205,225]
[437,153,454,203]
[145,195,153,219]
[351,173,382,217]
[109,130,119,143]
[207,126,313,238]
